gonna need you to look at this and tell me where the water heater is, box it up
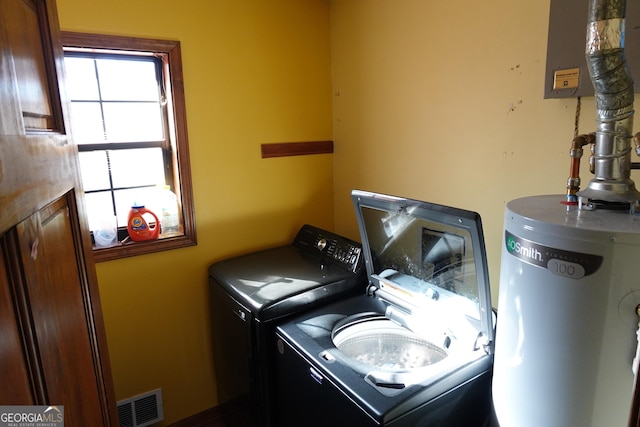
[492,195,640,427]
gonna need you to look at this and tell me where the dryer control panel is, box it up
[294,224,363,274]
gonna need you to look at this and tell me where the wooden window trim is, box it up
[61,31,197,262]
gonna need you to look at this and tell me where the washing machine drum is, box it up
[332,315,448,371]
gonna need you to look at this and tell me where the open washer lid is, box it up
[351,190,494,349]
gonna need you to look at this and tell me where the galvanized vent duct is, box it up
[578,0,640,203]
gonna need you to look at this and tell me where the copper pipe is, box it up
[565,133,595,203]
[632,133,640,169]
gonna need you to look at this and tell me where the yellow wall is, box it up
[56,0,640,424]
[56,0,334,424]
[329,0,639,307]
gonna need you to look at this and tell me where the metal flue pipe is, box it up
[578,0,640,203]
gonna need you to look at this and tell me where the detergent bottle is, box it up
[127,204,160,242]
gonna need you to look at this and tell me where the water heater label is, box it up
[505,231,603,279]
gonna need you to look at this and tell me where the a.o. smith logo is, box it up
[0,406,63,427]
[506,233,543,263]
[505,230,603,278]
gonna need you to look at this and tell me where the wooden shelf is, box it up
[261,140,333,158]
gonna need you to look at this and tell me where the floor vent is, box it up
[117,388,164,427]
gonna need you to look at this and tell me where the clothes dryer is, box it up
[209,224,364,426]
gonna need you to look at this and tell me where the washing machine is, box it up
[208,224,365,426]
[274,190,495,426]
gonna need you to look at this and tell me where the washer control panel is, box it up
[294,224,363,274]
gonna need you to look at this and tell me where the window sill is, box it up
[92,233,196,262]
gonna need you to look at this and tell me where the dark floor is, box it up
[189,395,499,427]
[206,397,254,427]
[168,396,254,427]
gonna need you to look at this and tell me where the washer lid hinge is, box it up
[476,333,493,354]
[366,283,377,296]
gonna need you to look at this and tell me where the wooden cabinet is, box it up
[0,236,35,405]
[0,0,117,426]
[2,0,58,131]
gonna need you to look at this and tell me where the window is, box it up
[61,32,196,261]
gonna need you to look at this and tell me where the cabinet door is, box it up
[0,0,117,424]
[0,235,36,405]
[0,0,63,132]
[16,195,108,426]
[0,0,75,234]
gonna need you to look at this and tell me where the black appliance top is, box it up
[275,295,493,424]
[208,224,365,321]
